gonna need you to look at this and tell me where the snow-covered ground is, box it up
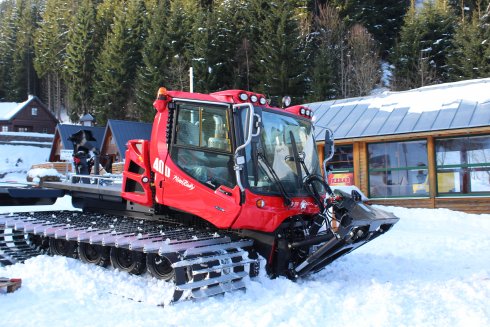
[0,142,51,183]
[1,200,489,327]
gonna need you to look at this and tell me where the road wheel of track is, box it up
[49,238,78,258]
[29,234,49,252]
[79,243,110,267]
[146,253,176,281]
[110,247,146,275]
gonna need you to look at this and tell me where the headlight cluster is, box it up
[238,92,267,105]
[299,107,313,118]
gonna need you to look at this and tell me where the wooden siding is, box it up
[101,131,122,163]
[358,142,368,196]
[368,197,490,214]
[427,136,437,207]
[434,197,490,214]
[49,133,63,162]
[368,198,433,209]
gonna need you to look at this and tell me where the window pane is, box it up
[436,135,490,194]
[173,147,234,189]
[368,140,428,197]
[330,145,353,170]
[436,138,465,166]
[173,103,233,190]
[369,168,429,197]
[369,141,428,169]
[470,168,490,191]
[437,170,461,193]
[201,107,230,151]
[176,107,200,146]
[176,104,231,151]
[467,136,490,165]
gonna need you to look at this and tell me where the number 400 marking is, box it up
[153,158,170,178]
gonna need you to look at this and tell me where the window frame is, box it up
[328,144,354,186]
[367,139,430,198]
[170,101,236,190]
[435,134,490,197]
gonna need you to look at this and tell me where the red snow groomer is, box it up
[0,88,398,303]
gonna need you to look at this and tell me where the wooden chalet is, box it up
[100,120,152,173]
[49,124,105,162]
[308,78,490,214]
[0,95,58,133]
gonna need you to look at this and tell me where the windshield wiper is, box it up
[288,132,331,211]
[288,131,314,183]
[288,131,305,187]
[256,142,292,207]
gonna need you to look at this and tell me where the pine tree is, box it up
[0,0,40,101]
[134,0,171,122]
[391,1,457,90]
[0,0,18,101]
[480,3,490,75]
[95,0,124,54]
[190,7,216,93]
[93,0,147,125]
[207,0,248,91]
[165,0,197,91]
[64,0,97,122]
[306,3,345,101]
[447,0,490,20]
[449,14,488,80]
[252,1,306,105]
[34,0,73,118]
[329,0,410,58]
[229,2,257,90]
[13,0,41,100]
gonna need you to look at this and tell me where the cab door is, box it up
[161,101,242,229]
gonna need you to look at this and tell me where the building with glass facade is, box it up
[308,78,490,213]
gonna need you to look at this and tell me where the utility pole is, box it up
[189,67,194,93]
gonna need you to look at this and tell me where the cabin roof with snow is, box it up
[0,95,58,133]
[308,78,490,141]
[0,98,32,121]
[101,120,152,161]
[0,95,53,119]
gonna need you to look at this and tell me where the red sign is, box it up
[328,173,354,186]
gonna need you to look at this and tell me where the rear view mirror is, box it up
[323,129,334,178]
[324,129,334,161]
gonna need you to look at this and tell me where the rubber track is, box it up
[0,211,256,303]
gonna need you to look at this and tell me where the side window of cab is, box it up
[172,103,235,189]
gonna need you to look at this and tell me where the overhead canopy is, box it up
[308,78,490,141]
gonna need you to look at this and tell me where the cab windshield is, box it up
[242,109,323,197]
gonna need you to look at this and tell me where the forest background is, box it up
[0,0,489,124]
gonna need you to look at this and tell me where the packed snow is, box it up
[0,202,489,326]
[0,143,51,184]
[327,78,490,114]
